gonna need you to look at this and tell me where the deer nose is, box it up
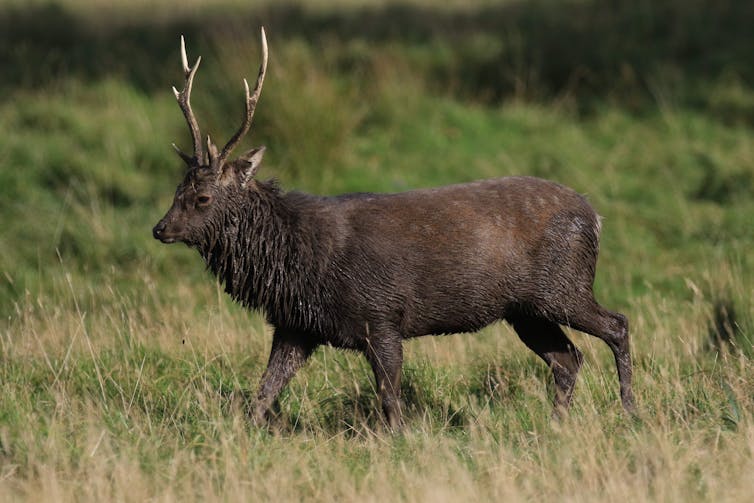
[152,221,166,240]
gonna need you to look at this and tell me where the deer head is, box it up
[153,28,268,246]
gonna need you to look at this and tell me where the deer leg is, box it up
[364,332,404,430]
[508,316,583,413]
[562,300,636,415]
[250,328,316,425]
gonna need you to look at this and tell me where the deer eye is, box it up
[196,195,212,207]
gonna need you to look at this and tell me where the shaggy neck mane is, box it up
[196,180,330,332]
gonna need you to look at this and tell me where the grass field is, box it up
[1,0,753,500]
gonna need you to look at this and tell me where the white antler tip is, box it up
[172,86,180,99]
[179,35,189,71]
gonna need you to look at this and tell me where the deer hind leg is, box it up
[508,315,584,413]
[559,299,636,415]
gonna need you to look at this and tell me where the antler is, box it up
[171,29,268,171]
[214,27,268,169]
[172,35,204,166]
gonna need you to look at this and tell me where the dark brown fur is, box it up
[153,34,635,429]
[155,166,636,428]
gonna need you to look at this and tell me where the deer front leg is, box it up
[250,328,316,425]
[364,331,404,431]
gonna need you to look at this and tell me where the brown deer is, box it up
[153,28,636,429]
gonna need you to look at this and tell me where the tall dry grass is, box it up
[1,259,752,502]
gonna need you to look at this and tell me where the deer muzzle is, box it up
[152,219,178,244]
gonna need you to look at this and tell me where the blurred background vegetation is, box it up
[1,0,752,321]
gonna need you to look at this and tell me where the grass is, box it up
[1,0,753,500]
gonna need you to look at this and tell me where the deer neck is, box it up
[197,181,327,330]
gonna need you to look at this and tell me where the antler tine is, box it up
[180,35,190,74]
[173,35,204,166]
[218,27,268,166]
[172,142,194,165]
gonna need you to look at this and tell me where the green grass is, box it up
[1,0,753,500]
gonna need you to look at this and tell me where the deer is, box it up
[152,28,636,430]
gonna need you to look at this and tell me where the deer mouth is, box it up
[153,221,182,244]
[154,232,178,244]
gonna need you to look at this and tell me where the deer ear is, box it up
[238,146,266,186]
